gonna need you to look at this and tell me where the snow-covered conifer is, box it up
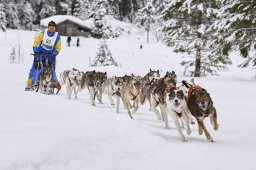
[0,4,7,32]
[162,0,230,76]
[9,47,17,64]
[91,41,119,67]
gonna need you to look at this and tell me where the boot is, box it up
[25,84,32,91]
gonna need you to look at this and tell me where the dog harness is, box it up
[41,29,59,50]
[187,85,202,101]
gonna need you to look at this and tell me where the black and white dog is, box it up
[60,68,83,100]
[167,88,192,142]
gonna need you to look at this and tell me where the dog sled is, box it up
[25,53,61,95]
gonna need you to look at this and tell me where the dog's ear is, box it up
[165,71,169,77]
[157,69,159,74]
[131,73,134,77]
[201,88,209,95]
[201,88,207,92]
[182,80,190,88]
[150,68,152,72]
[104,72,107,75]
[93,70,95,73]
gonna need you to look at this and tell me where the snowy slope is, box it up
[0,30,256,170]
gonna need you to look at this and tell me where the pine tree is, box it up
[9,47,17,64]
[162,0,231,77]
[73,0,90,20]
[0,4,7,32]
[19,1,35,30]
[210,0,256,68]
[91,41,119,67]
[30,0,45,25]
[5,2,19,29]
[136,0,156,43]
[89,0,112,38]
[40,0,56,19]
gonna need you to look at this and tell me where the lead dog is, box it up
[167,88,191,142]
[60,68,83,99]
[182,80,219,142]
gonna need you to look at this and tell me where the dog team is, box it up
[57,68,219,142]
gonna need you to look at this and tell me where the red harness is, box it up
[188,85,202,101]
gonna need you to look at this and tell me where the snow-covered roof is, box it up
[40,15,93,30]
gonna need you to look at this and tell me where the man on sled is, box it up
[25,21,61,93]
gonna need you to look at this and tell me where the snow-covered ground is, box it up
[0,29,256,170]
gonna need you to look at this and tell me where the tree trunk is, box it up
[147,30,149,44]
[194,48,201,77]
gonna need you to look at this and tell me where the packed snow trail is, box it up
[0,30,256,170]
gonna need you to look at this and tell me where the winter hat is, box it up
[48,21,56,27]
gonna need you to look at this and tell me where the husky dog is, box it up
[141,69,160,85]
[140,69,160,107]
[183,80,219,142]
[120,75,142,119]
[39,66,53,95]
[167,88,192,142]
[60,68,83,100]
[149,78,168,125]
[149,71,177,125]
[102,76,125,113]
[164,71,177,87]
[80,70,107,106]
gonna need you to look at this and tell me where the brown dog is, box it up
[183,80,219,142]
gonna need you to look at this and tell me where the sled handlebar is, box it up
[31,53,55,57]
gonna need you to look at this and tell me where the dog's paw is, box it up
[208,139,214,143]
[157,116,162,121]
[214,124,219,131]
[182,138,187,142]
[187,129,191,135]
[198,128,203,135]
[92,104,96,106]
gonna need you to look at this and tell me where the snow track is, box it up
[0,30,256,170]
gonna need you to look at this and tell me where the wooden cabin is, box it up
[40,15,92,37]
